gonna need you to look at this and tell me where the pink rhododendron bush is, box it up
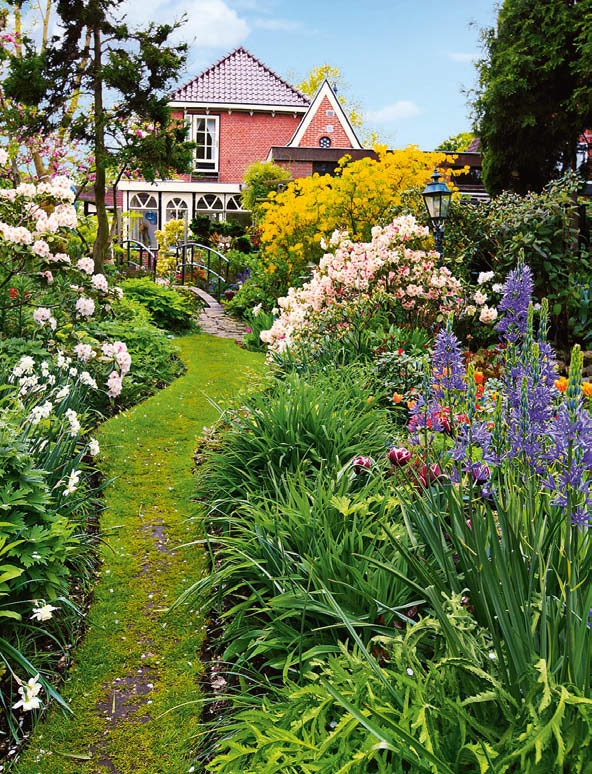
[260,215,475,353]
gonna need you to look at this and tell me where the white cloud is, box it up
[448,52,477,63]
[122,0,250,50]
[365,100,421,123]
[252,18,303,31]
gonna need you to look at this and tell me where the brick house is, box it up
[114,47,370,246]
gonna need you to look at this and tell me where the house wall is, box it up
[172,109,302,183]
[275,160,314,178]
[298,95,353,149]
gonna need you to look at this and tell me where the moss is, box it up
[13,334,265,774]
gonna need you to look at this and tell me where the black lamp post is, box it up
[421,166,452,256]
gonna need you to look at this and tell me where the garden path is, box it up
[189,288,247,343]
[13,333,265,774]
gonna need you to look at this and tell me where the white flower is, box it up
[113,286,123,300]
[477,271,494,285]
[0,148,9,166]
[77,257,95,275]
[102,341,115,357]
[479,305,498,324]
[63,469,81,496]
[115,350,131,375]
[465,305,477,316]
[13,675,42,712]
[29,401,53,425]
[91,273,109,292]
[14,356,35,376]
[31,603,58,622]
[76,297,95,317]
[492,283,503,293]
[65,408,80,436]
[88,438,100,456]
[74,343,95,363]
[57,352,71,369]
[55,385,70,401]
[16,182,36,198]
[69,367,78,377]
[33,307,52,325]
[473,290,487,306]
[252,303,262,317]
[32,239,50,258]
[79,371,98,389]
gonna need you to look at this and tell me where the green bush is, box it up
[444,172,592,342]
[196,368,391,511]
[120,277,195,331]
[82,298,183,410]
[0,418,73,611]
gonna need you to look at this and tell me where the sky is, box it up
[109,0,498,149]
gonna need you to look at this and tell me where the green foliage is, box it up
[242,308,274,352]
[196,369,390,513]
[444,172,591,342]
[241,161,292,220]
[119,277,195,331]
[82,296,183,410]
[0,419,71,610]
[473,0,592,194]
[435,131,475,152]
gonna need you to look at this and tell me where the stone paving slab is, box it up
[186,286,248,344]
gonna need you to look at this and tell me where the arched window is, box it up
[225,194,242,211]
[128,192,158,246]
[319,136,332,148]
[196,194,224,221]
[165,196,189,222]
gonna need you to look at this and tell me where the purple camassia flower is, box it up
[451,421,492,466]
[496,263,534,344]
[431,327,465,394]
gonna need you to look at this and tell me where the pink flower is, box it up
[352,455,372,473]
[106,371,123,398]
[388,447,411,466]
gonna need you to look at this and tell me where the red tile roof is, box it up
[170,47,310,107]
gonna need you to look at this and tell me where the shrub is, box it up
[119,277,195,331]
[252,146,465,300]
[82,299,183,410]
[443,171,592,342]
[260,215,467,352]
[241,160,292,221]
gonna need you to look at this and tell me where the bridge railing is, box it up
[115,240,230,301]
[173,242,230,301]
[116,240,158,276]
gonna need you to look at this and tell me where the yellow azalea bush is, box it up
[155,218,185,277]
[257,145,466,294]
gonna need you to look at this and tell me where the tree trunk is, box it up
[91,21,108,273]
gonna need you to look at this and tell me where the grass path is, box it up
[14,333,264,774]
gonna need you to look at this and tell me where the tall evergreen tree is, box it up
[4,0,194,270]
[473,0,592,195]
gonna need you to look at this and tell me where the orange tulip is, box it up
[407,400,416,410]
[474,370,485,384]
[392,392,403,404]
[582,382,592,397]
[554,377,568,393]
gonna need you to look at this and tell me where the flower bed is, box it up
[185,257,592,772]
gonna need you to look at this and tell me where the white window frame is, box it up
[191,114,219,173]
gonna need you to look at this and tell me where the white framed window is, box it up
[192,115,219,173]
[165,196,189,222]
[128,192,158,246]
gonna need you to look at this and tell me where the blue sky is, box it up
[127,0,498,148]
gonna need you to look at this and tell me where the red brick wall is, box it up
[275,160,314,178]
[299,96,353,149]
[218,112,301,182]
[172,110,303,183]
